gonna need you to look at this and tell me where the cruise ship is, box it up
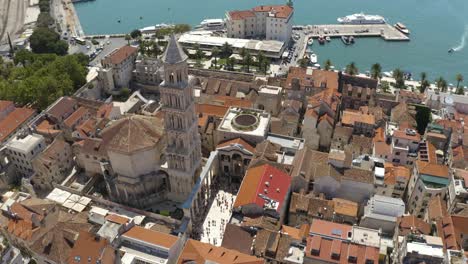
[337,13,386,24]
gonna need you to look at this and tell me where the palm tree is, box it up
[370,63,382,80]
[244,52,252,73]
[125,34,131,45]
[393,68,405,88]
[221,42,233,58]
[324,59,332,71]
[345,62,358,76]
[456,73,464,89]
[151,41,160,57]
[211,47,220,69]
[435,76,448,92]
[257,52,268,74]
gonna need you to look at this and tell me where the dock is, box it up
[301,23,409,41]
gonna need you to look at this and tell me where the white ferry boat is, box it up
[337,13,386,24]
[394,22,410,34]
[197,19,226,31]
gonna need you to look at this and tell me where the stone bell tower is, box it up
[159,35,202,202]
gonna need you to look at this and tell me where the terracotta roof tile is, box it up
[47,96,77,120]
[228,10,256,20]
[66,231,113,264]
[252,5,293,18]
[0,100,14,113]
[396,215,431,236]
[234,164,291,212]
[0,107,35,141]
[195,104,229,117]
[105,214,129,225]
[178,239,264,264]
[416,160,449,178]
[341,110,375,126]
[103,45,138,65]
[64,106,89,128]
[217,137,255,153]
[123,226,178,249]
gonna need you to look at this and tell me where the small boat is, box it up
[310,53,318,64]
[318,36,325,45]
[394,22,410,35]
[307,37,314,45]
[448,48,455,53]
[349,36,355,43]
[341,36,351,45]
[325,36,331,42]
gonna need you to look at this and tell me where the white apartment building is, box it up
[5,133,46,178]
[226,5,293,42]
[406,161,450,218]
[393,235,445,264]
[360,195,405,235]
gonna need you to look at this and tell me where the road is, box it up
[0,0,27,45]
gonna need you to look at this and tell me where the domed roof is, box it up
[102,115,164,153]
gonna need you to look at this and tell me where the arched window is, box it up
[169,72,174,83]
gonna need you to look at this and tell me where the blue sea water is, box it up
[74,0,468,83]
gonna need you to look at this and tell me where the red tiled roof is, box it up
[64,106,89,128]
[195,104,229,118]
[0,107,35,142]
[253,5,293,18]
[217,138,255,153]
[66,231,112,264]
[228,10,256,20]
[103,46,138,65]
[105,214,129,225]
[122,226,178,249]
[0,100,14,113]
[234,164,291,212]
[47,97,77,120]
[309,219,352,240]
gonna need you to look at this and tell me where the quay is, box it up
[300,23,410,41]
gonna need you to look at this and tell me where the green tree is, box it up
[345,62,358,75]
[380,81,390,93]
[29,28,68,55]
[456,73,464,90]
[435,76,448,92]
[173,24,191,33]
[125,34,131,45]
[211,47,220,69]
[370,63,382,80]
[130,29,142,39]
[415,105,431,135]
[298,58,309,68]
[419,72,429,93]
[0,51,88,109]
[392,68,405,88]
[324,59,332,71]
[257,52,269,74]
[244,52,252,73]
[221,42,233,58]
[150,41,160,57]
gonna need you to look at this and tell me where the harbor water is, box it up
[74,0,468,82]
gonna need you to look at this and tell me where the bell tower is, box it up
[160,35,202,202]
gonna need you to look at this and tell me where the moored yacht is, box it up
[394,22,410,34]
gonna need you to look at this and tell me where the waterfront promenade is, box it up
[302,23,409,41]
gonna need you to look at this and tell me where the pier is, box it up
[300,23,410,41]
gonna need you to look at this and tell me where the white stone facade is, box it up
[226,5,293,42]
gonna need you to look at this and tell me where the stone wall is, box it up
[189,68,255,82]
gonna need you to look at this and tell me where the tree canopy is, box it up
[29,27,68,55]
[0,50,88,109]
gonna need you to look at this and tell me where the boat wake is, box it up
[452,25,468,52]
